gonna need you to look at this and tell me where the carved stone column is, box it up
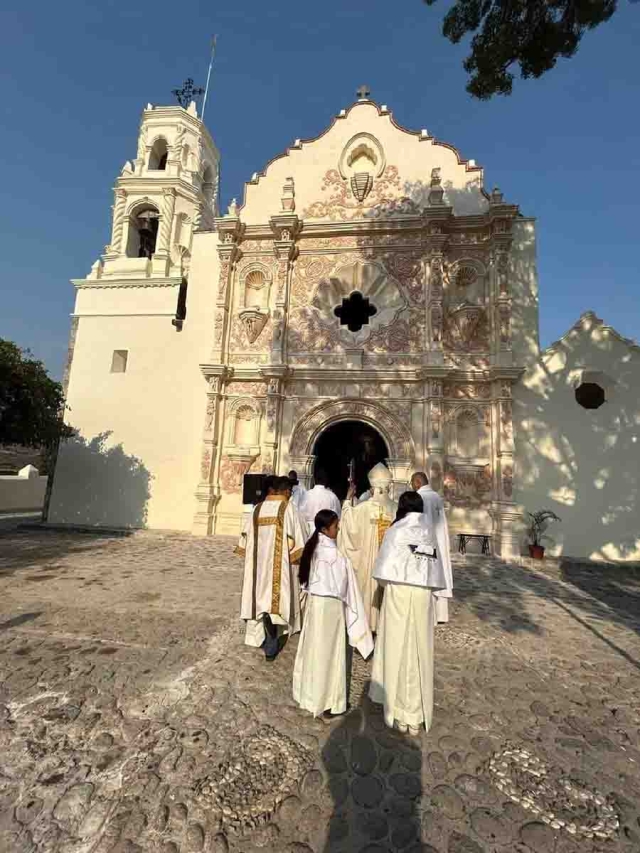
[489,197,516,363]
[260,370,289,474]
[210,213,243,363]
[107,188,127,257]
[426,234,447,364]
[269,212,300,366]
[492,377,518,556]
[426,378,445,494]
[193,372,226,535]
[158,188,177,254]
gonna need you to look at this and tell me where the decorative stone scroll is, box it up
[442,382,491,399]
[443,463,492,507]
[290,399,413,460]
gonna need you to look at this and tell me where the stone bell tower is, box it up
[85,99,220,283]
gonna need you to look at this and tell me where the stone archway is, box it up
[288,399,415,493]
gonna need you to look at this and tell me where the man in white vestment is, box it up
[235,474,276,557]
[369,491,452,735]
[338,463,397,632]
[356,488,372,504]
[288,469,307,510]
[299,468,341,535]
[411,471,453,624]
[239,477,307,661]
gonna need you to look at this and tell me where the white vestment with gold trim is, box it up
[239,497,307,647]
[338,497,397,632]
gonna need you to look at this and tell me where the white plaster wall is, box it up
[514,317,640,561]
[0,475,47,512]
[510,219,540,366]
[49,232,219,530]
[240,101,488,222]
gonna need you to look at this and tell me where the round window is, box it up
[575,382,606,410]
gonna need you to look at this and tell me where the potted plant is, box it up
[526,510,561,559]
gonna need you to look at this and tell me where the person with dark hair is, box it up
[261,474,277,501]
[411,471,453,624]
[369,490,452,735]
[288,469,307,510]
[239,477,307,661]
[299,468,341,536]
[293,509,373,716]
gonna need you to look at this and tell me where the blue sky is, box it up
[1,0,639,379]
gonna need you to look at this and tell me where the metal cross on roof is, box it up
[357,85,371,100]
[172,78,205,108]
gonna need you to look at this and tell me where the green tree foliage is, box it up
[0,339,73,448]
[424,0,617,99]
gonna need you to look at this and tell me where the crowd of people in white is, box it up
[236,465,453,737]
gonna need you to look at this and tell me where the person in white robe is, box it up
[338,463,397,632]
[289,469,307,510]
[299,468,341,536]
[293,508,373,717]
[369,491,452,735]
[239,477,307,661]
[356,488,372,504]
[411,471,453,624]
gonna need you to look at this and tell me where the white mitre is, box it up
[367,463,396,516]
[368,463,392,486]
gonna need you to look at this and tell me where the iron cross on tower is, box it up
[357,84,371,100]
[172,78,205,108]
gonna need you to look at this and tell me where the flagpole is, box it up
[201,35,217,124]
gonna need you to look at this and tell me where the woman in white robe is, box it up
[293,509,374,717]
[369,491,451,735]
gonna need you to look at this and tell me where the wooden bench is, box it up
[457,533,491,555]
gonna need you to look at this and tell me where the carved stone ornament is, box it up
[350,172,373,202]
[239,308,269,344]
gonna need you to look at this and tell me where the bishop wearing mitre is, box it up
[338,463,398,632]
[239,476,307,661]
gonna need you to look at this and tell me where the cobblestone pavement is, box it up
[1,527,639,853]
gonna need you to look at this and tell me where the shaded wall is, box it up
[514,316,640,561]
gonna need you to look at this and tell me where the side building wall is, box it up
[513,314,640,561]
[48,233,219,530]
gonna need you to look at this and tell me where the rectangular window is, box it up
[110,350,128,373]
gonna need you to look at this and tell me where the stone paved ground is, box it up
[1,527,640,853]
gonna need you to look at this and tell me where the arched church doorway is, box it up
[312,420,389,501]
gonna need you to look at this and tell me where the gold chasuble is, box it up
[239,496,307,642]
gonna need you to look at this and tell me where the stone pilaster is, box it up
[269,212,300,366]
[426,378,445,494]
[210,214,243,363]
[490,377,520,557]
[106,188,127,257]
[426,233,448,363]
[260,369,290,474]
[193,372,227,535]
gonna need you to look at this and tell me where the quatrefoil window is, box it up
[334,291,377,333]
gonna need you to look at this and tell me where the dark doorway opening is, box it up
[312,420,389,501]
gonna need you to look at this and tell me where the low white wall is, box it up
[0,467,47,513]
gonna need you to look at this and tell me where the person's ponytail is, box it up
[298,508,339,587]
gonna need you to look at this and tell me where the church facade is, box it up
[48,93,640,561]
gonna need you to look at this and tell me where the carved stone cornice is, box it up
[215,214,244,248]
[269,213,301,244]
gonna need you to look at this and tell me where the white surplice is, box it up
[338,498,396,632]
[299,485,342,536]
[291,483,307,510]
[418,484,453,623]
[293,535,373,716]
[239,496,307,647]
[369,512,451,732]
